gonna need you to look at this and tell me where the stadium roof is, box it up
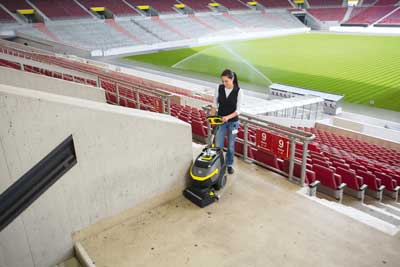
[270,83,344,102]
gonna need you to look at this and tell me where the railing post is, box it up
[206,108,211,145]
[115,82,120,105]
[161,96,166,114]
[288,137,296,182]
[167,96,171,115]
[135,89,140,110]
[243,121,251,163]
[300,140,309,187]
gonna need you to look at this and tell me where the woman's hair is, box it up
[221,69,239,87]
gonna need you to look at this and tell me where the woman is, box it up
[211,69,243,174]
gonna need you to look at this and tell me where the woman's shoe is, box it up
[227,166,234,174]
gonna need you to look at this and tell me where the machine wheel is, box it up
[215,174,227,190]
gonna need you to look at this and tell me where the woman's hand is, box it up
[222,116,229,122]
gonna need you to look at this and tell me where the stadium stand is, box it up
[0,7,15,23]
[117,19,162,44]
[179,0,211,12]
[307,7,347,21]
[255,0,294,8]
[344,5,397,25]
[30,0,91,19]
[213,0,249,10]
[374,0,399,6]
[1,0,32,13]
[360,0,377,5]
[377,8,400,24]
[78,0,138,16]
[232,11,304,29]
[306,0,344,7]
[45,20,135,49]
[161,16,212,38]
[16,25,54,41]
[134,17,185,41]
[126,0,178,13]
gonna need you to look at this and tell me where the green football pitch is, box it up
[124,33,400,112]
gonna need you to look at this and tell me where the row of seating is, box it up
[0,7,15,23]
[307,7,347,21]
[294,127,400,201]
[0,57,98,87]
[378,8,400,24]
[31,0,91,19]
[344,5,397,25]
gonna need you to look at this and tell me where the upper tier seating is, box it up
[254,0,293,8]
[126,0,178,13]
[0,8,15,22]
[2,0,32,13]
[374,0,399,6]
[179,0,211,12]
[307,7,347,21]
[377,8,400,24]
[30,0,90,19]
[78,0,138,15]
[307,0,344,7]
[345,6,396,24]
[213,0,248,10]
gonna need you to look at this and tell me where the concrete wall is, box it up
[331,117,400,143]
[0,85,193,267]
[0,66,105,103]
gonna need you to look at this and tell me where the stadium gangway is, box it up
[203,105,316,187]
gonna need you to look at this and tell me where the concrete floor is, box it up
[80,159,400,267]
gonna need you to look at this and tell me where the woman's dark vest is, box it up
[217,84,240,122]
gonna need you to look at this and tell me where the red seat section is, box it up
[126,0,178,13]
[336,167,364,191]
[0,8,16,22]
[254,150,281,170]
[357,170,382,192]
[0,58,21,69]
[375,172,398,192]
[313,164,342,190]
[378,9,400,25]
[374,0,399,6]
[213,0,248,10]
[307,8,347,21]
[179,0,210,12]
[307,0,343,7]
[2,0,32,13]
[345,6,396,25]
[282,160,317,185]
[255,0,293,8]
[30,0,91,19]
[79,0,137,15]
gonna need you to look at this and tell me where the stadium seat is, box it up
[336,167,367,201]
[254,150,281,170]
[313,164,346,201]
[375,172,400,200]
[357,170,385,201]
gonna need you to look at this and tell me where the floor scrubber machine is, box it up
[183,116,227,208]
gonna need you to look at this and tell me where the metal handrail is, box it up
[203,105,315,186]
